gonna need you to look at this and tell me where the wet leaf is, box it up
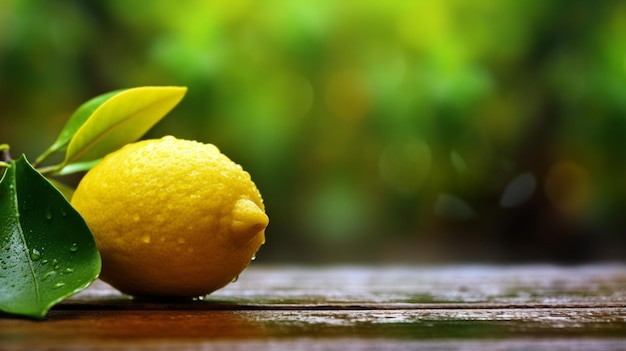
[61,86,187,171]
[0,156,101,319]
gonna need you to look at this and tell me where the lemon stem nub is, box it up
[230,198,269,243]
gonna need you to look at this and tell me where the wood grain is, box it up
[1,265,625,350]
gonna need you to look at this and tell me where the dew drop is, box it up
[41,259,49,264]
[60,208,67,217]
[251,255,256,261]
[42,271,56,281]
[30,248,41,261]
[45,207,53,220]
[64,268,74,274]
[53,282,66,288]
[70,243,78,252]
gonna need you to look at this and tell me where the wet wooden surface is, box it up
[1,264,626,350]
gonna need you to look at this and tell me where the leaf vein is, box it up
[11,168,41,302]
[66,93,180,165]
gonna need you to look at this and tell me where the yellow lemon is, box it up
[71,136,268,297]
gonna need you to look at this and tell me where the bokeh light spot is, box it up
[545,161,591,216]
[500,171,537,208]
[434,193,475,221]
[451,149,468,174]
[325,69,371,121]
[304,178,369,244]
[379,138,432,195]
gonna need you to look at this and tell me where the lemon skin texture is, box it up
[71,136,268,298]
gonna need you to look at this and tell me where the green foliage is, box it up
[0,156,99,319]
[0,86,187,318]
[1,1,625,262]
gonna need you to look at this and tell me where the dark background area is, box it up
[1,0,626,263]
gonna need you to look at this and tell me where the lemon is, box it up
[71,136,268,297]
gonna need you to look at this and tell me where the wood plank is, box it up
[1,265,625,350]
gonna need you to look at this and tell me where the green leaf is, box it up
[34,90,122,166]
[60,86,187,172]
[0,156,101,319]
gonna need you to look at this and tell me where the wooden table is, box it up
[1,265,625,350]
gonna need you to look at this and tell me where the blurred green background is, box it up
[1,0,626,263]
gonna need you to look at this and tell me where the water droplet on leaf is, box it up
[30,248,41,261]
[45,207,53,220]
[70,243,78,252]
[53,282,66,288]
[42,271,56,280]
